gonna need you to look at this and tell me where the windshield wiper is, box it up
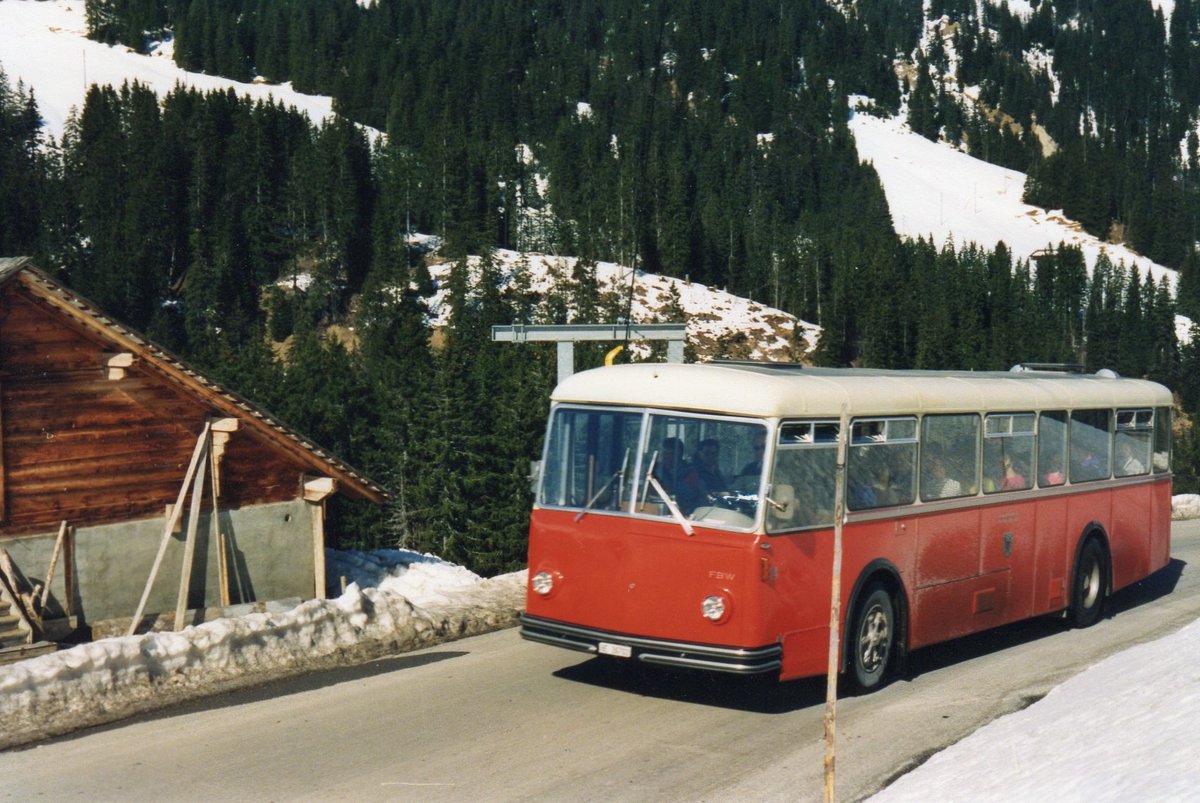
[575,448,630,522]
[639,450,659,505]
[646,474,695,536]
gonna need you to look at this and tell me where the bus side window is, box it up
[847,418,916,511]
[920,414,980,500]
[1153,406,1172,473]
[767,421,837,532]
[1070,409,1112,483]
[982,413,1034,494]
[1038,411,1068,487]
[1114,409,1153,477]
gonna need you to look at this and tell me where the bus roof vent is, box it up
[1009,362,1085,374]
[710,360,806,371]
[1095,368,1121,379]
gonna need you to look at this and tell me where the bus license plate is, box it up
[598,642,632,658]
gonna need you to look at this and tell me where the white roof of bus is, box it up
[550,363,1173,418]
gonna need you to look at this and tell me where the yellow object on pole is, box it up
[824,406,850,803]
[604,344,624,366]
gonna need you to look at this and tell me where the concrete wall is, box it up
[1,498,317,627]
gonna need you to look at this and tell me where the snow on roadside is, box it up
[0,550,525,750]
[1172,493,1200,520]
[869,615,1200,802]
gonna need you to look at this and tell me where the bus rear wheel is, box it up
[1070,538,1108,628]
[849,583,894,692]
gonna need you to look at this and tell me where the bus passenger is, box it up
[679,438,727,513]
[1000,455,1027,490]
[1042,454,1065,486]
[928,455,961,498]
[1119,440,1145,475]
[653,437,686,494]
[739,430,768,478]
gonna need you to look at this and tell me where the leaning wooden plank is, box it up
[0,550,35,640]
[38,520,68,612]
[127,421,211,636]
[173,431,209,631]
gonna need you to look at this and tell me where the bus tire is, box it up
[1070,538,1108,628]
[849,583,895,692]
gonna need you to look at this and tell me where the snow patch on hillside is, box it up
[0,0,343,141]
[423,249,818,361]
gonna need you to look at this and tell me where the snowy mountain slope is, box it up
[3,0,1188,346]
[850,109,1179,291]
[0,0,338,140]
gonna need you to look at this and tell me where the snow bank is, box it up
[869,615,1200,802]
[1172,493,1200,520]
[0,551,526,750]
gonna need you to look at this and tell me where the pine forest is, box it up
[3,0,1200,573]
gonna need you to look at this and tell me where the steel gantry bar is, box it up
[491,323,687,384]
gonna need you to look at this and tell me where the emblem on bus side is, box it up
[708,570,736,580]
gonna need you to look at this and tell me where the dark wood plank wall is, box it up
[0,287,309,536]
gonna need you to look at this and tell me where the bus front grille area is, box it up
[519,614,783,675]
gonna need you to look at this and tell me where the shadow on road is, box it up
[554,657,826,714]
[886,557,1187,686]
[553,557,1188,711]
[1106,556,1187,616]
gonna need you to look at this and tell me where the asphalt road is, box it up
[4,521,1199,803]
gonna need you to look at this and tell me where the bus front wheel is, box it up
[1070,538,1109,628]
[849,583,895,692]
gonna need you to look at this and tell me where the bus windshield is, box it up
[539,406,768,529]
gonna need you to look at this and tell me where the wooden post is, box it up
[210,431,229,608]
[63,524,74,619]
[304,477,336,601]
[39,520,68,611]
[128,421,211,636]
[823,406,850,803]
[173,430,210,631]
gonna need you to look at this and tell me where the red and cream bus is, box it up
[520,362,1172,690]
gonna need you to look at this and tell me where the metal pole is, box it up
[823,406,850,803]
[556,341,574,385]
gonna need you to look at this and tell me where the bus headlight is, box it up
[531,571,555,596]
[701,594,729,622]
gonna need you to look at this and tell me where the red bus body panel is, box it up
[526,476,1172,682]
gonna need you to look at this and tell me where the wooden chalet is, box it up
[0,257,385,645]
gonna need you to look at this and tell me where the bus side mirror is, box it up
[768,484,796,521]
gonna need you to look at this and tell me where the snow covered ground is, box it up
[0,550,525,750]
[869,617,1200,802]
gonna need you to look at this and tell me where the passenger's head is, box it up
[698,438,720,465]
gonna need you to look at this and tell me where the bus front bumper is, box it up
[519,613,783,675]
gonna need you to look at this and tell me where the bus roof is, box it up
[550,363,1173,418]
